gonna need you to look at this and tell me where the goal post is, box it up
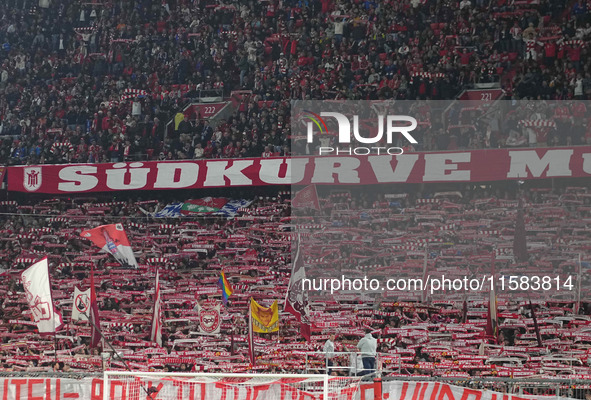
[103,371,362,400]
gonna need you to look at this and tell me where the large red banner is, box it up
[7,147,591,193]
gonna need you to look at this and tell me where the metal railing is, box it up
[303,351,390,376]
[198,89,224,103]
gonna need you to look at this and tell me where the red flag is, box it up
[80,223,138,268]
[529,300,543,347]
[150,270,162,347]
[292,185,320,211]
[89,264,101,349]
[462,299,468,323]
[300,322,311,342]
[284,237,311,341]
[248,302,255,365]
[513,199,528,263]
[485,254,498,342]
[485,289,498,341]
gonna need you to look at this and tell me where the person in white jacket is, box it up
[356,330,377,375]
[323,334,336,374]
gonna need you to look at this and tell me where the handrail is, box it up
[302,351,394,376]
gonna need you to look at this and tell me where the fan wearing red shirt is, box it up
[554,104,571,119]
[54,105,66,120]
[570,101,587,118]
[203,141,214,158]
[101,111,112,132]
[88,141,102,163]
[297,55,309,66]
[223,142,236,158]
[457,48,475,65]
[544,41,557,66]
[266,1,276,17]
[90,113,100,133]
[75,142,88,161]
[566,42,582,71]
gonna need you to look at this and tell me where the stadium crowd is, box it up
[0,0,589,165]
[0,183,591,377]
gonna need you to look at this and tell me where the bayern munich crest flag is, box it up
[21,258,64,334]
[80,223,138,268]
[197,301,221,335]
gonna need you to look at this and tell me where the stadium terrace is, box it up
[2,0,591,397]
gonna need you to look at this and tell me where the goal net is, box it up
[103,371,363,400]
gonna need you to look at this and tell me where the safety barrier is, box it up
[0,372,590,399]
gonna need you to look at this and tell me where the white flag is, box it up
[71,287,91,322]
[197,302,221,335]
[21,258,63,333]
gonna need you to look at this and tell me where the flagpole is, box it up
[577,253,582,314]
[150,267,162,347]
[46,257,60,366]
[80,308,156,400]
[487,249,498,344]
[53,313,58,365]
[249,301,252,364]
[525,288,543,348]
[86,262,156,400]
[89,263,101,349]
[248,298,255,367]
[421,244,428,303]
[52,266,57,365]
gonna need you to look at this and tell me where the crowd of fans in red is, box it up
[0,183,590,378]
[0,0,589,166]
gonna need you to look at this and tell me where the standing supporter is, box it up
[356,330,377,375]
[324,334,336,374]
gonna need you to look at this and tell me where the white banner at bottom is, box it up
[0,377,577,400]
[382,381,572,400]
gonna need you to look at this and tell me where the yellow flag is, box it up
[174,112,185,130]
[250,299,279,333]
